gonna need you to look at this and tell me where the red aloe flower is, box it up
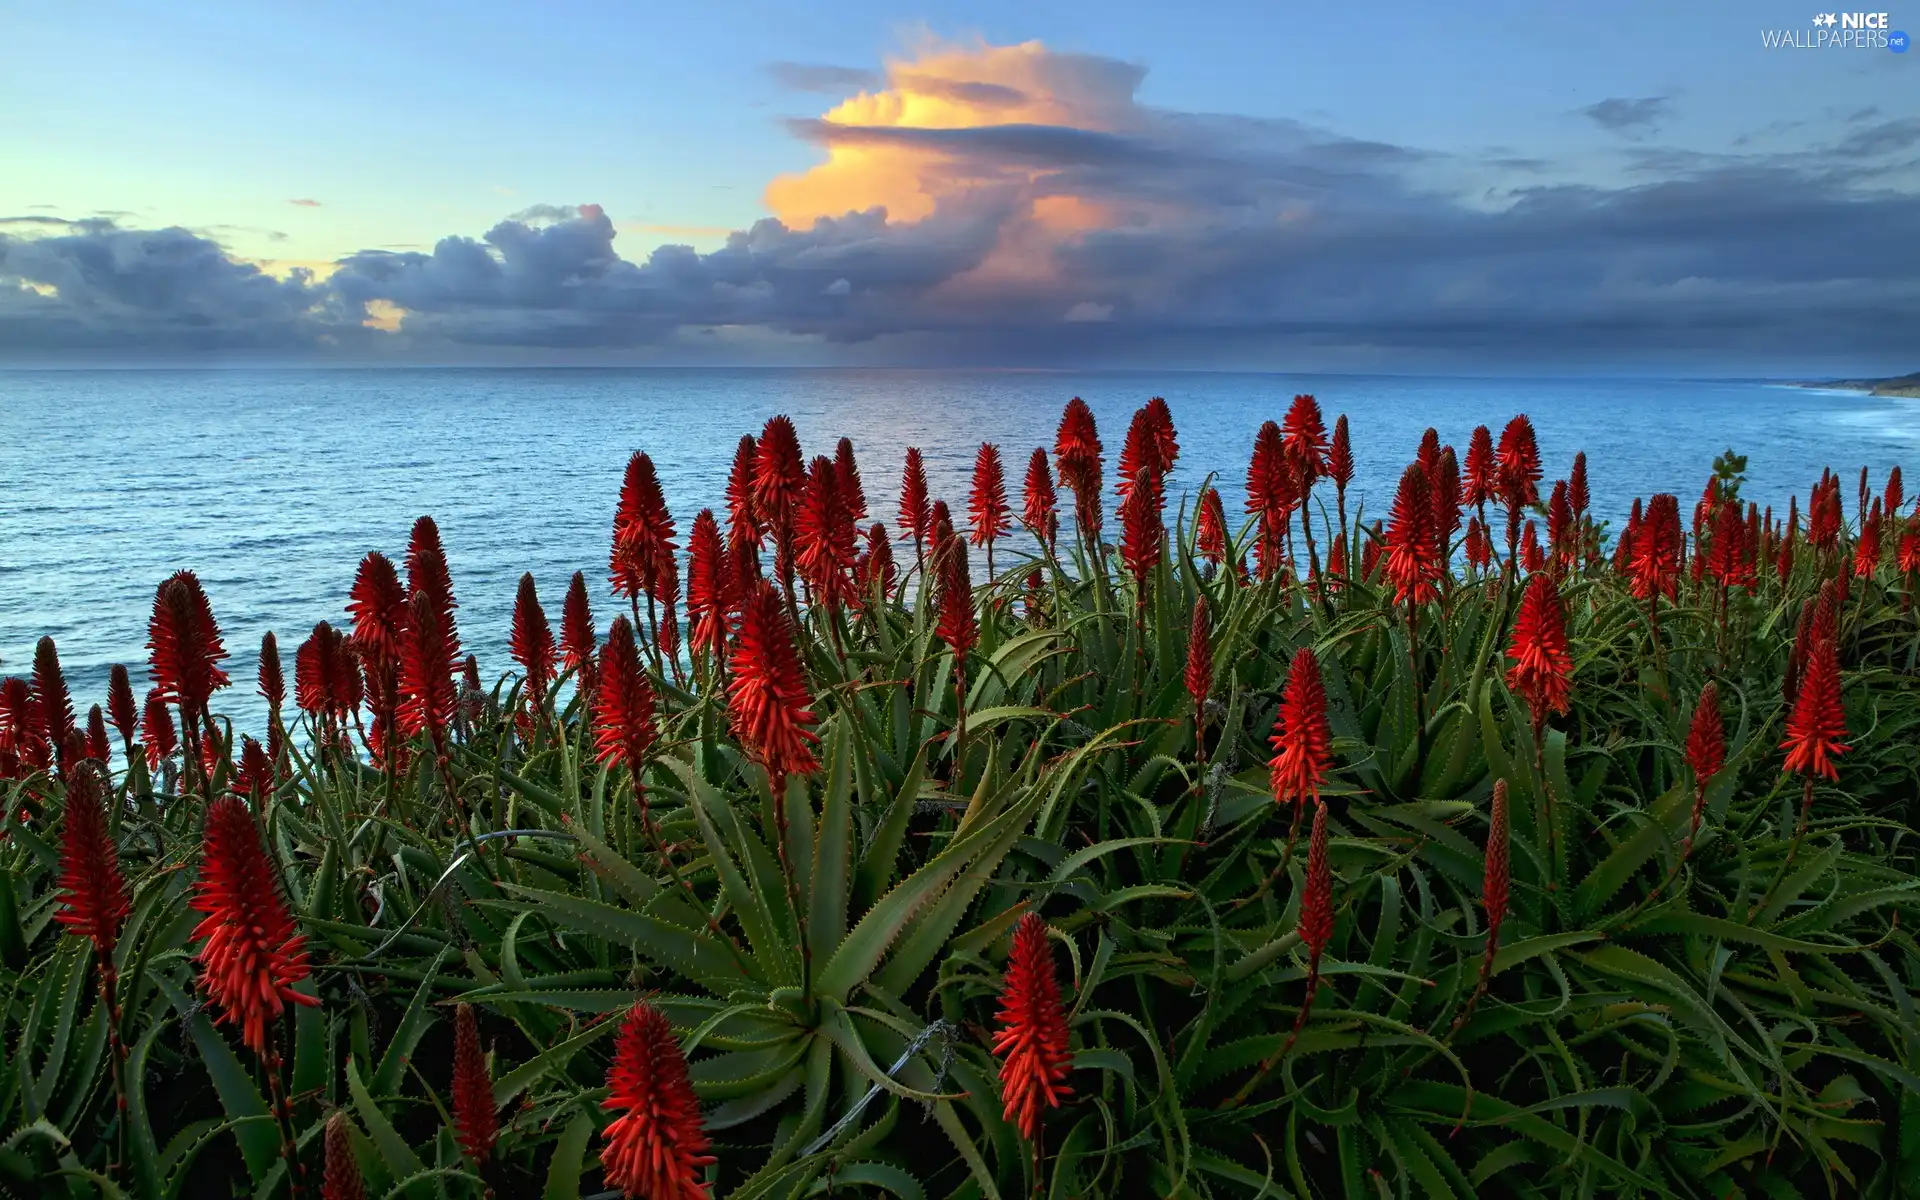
[1496,414,1542,509]
[1482,780,1510,959]
[141,688,176,771]
[1899,514,1920,576]
[258,631,285,714]
[1569,452,1590,518]
[1885,466,1904,523]
[34,638,77,771]
[55,765,129,957]
[405,516,459,621]
[1360,522,1385,581]
[148,570,231,723]
[1054,397,1104,537]
[686,510,730,660]
[1328,414,1354,497]
[296,622,351,719]
[324,1111,366,1200]
[935,532,979,665]
[855,522,897,612]
[897,446,932,553]
[1521,520,1545,574]
[1464,517,1491,572]
[451,1002,497,1164]
[754,416,807,571]
[1282,394,1328,484]
[234,735,273,800]
[929,499,955,551]
[1117,468,1164,591]
[969,443,1012,553]
[726,432,761,549]
[1142,396,1180,476]
[1547,480,1573,566]
[594,617,659,780]
[1506,572,1574,725]
[611,450,678,604]
[1184,596,1213,709]
[108,664,137,749]
[1631,494,1683,602]
[1246,420,1294,521]
[1855,498,1884,578]
[993,913,1073,1142]
[346,552,408,667]
[399,588,459,745]
[1415,427,1441,478]
[1269,647,1333,812]
[1019,446,1058,551]
[1614,498,1642,574]
[85,706,109,763]
[1324,532,1347,592]
[728,579,820,796]
[1684,682,1725,851]
[601,1003,714,1200]
[510,572,557,706]
[834,436,867,522]
[0,678,45,779]
[1196,485,1229,567]
[1383,461,1441,605]
[560,570,599,696]
[1434,445,1463,541]
[1117,406,1156,501]
[1782,630,1848,780]
[192,794,319,1055]
[1463,425,1496,509]
[795,455,859,612]
[1299,800,1334,960]
[1704,499,1753,592]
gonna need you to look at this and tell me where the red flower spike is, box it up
[935,533,979,664]
[728,580,819,796]
[405,516,459,624]
[258,631,285,713]
[235,735,273,800]
[1782,632,1848,780]
[1328,414,1354,494]
[1899,514,1920,576]
[1483,780,1510,951]
[81,705,107,763]
[141,688,176,771]
[1434,445,1463,540]
[855,522,897,612]
[753,415,807,539]
[1496,414,1542,510]
[929,499,955,550]
[33,638,77,763]
[601,1003,714,1199]
[686,511,730,659]
[1117,407,1156,501]
[1464,517,1491,571]
[834,436,867,523]
[726,433,762,549]
[1298,800,1334,958]
[560,570,599,694]
[55,765,129,958]
[1022,447,1058,550]
[1547,481,1573,564]
[511,572,557,706]
[191,795,319,1055]
[107,664,138,747]
[1054,397,1104,536]
[897,447,932,549]
[992,913,1073,1143]
[969,443,1012,548]
[1885,465,1903,523]
[452,1002,497,1164]
[795,455,858,612]
[147,571,231,720]
[1269,647,1333,811]
[1246,420,1295,520]
[0,678,46,779]
[1325,532,1347,590]
[1855,499,1884,578]
[323,1111,366,1200]
[1383,461,1441,605]
[1463,425,1496,509]
[296,623,350,719]
[346,552,408,667]
[1631,494,1683,602]
[1196,485,1229,567]
[1506,573,1574,722]
[594,617,659,780]
[399,588,460,744]
[611,451,678,604]
[1521,520,1545,574]
[1569,452,1590,518]
[1687,682,1726,787]
[1142,396,1180,476]
[1117,468,1164,589]
[1282,394,1328,484]
[1416,428,1442,479]
[1184,596,1212,708]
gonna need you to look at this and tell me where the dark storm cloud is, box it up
[765,61,883,93]
[3,48,1917,364]
[1579,96,1674,135]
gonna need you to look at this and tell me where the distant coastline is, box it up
[1793,371,1920,399]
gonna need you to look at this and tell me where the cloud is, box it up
[289,198,322,207]
[4,39,1919,366]
[1578,96,1674,136]
[766,61,883,94]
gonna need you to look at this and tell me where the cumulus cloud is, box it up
[4,39,1919,365]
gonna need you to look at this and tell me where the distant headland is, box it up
[1794,371,1920,399]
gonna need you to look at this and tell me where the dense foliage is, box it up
[4,400,1920,1199]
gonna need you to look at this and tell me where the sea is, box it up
[2,368,1913,734]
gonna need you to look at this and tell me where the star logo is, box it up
[1813,12,1838,26]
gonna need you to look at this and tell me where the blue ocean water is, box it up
[1,368,1913,735]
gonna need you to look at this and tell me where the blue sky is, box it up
[3,0,1915,370]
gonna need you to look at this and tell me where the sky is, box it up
[2,0,1916,372]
